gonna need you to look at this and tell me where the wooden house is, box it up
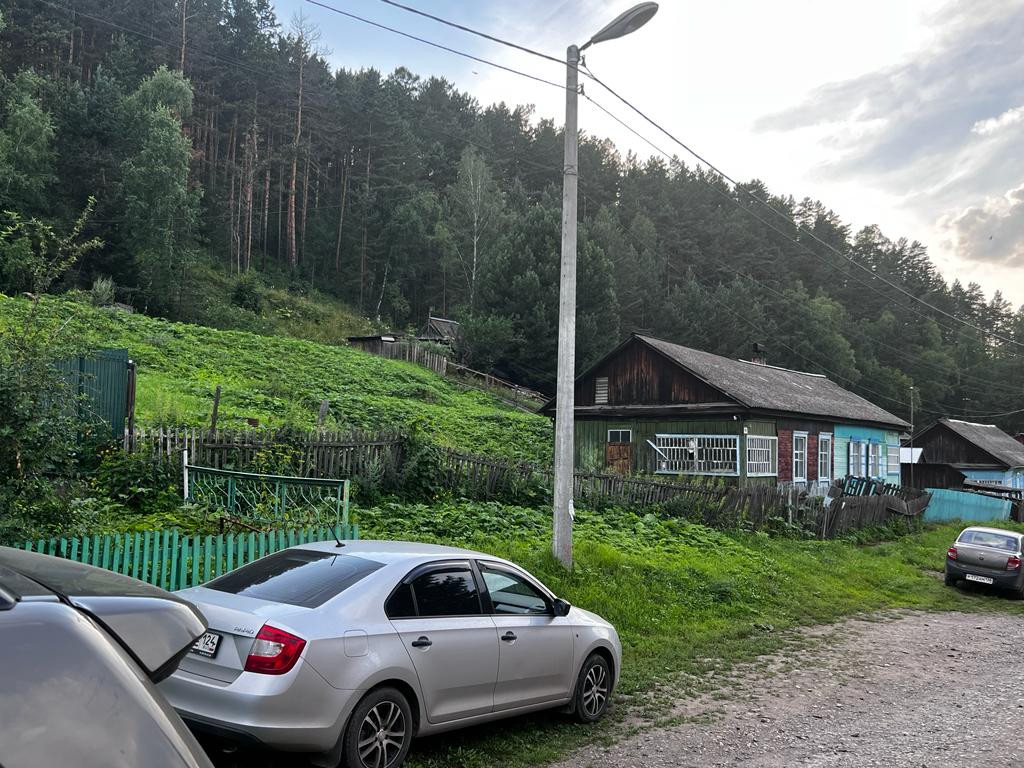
[904,419,1024,491]
[541,334,909,488]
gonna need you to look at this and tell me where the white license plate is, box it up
[965,574,994,585]
[190,631,222,658]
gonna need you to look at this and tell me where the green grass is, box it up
[0,294,552,461]
[350,501,1024,767]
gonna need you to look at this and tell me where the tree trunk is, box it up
[287,49,305,270]
[334,153,349,276]
[359,136,371,312]
[226,115,238,272]
[179,0,188,72]
[261,133,272,268]
[299,137,310,267]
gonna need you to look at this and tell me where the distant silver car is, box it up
[160,540,621,768]
[945,525,1024,597]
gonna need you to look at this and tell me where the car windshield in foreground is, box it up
[958,530,1020,551]
[0,546,174,600]
[205,549,383,608]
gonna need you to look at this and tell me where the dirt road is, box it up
[553,612,1024,768]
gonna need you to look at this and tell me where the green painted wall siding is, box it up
[576,417,777,481]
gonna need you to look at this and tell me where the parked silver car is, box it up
[160,540,621,768]
[945,525,1024,597]
[0,546,213,768]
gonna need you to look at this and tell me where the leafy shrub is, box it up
[231,273,264,313]
[90,276,116,306]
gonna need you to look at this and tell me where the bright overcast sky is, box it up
[278,0,1024,306]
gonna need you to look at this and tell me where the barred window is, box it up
[595,377,609,404]
[652,434,739,476]
[746,436,778,476]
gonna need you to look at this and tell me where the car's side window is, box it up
[409,568,482,617]
[479,564,550,615]
[385,583,416,619]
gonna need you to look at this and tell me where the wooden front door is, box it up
[605,442,632,474]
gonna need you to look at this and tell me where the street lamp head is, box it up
[581,2,659,50]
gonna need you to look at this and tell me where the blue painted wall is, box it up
[834,425,901,485]
[961,468,1024,489]
[924,488,1012,522]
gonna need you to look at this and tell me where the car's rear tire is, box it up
[944,571,957,587]
[341,687,413,768]
[573,653,612,723]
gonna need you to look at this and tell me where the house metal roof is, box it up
[635,335,910,429]
[937,419,1024,469]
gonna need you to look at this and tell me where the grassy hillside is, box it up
[352,502,1024,767]
[0,295,551,461]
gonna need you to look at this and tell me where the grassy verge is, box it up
[351,501,1024,767]
[0,295,551,462]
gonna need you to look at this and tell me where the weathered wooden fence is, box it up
[16,524,359,591]
[127,427,405,480]
[370,340,450,376]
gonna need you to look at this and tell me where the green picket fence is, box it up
[17,523,360,591]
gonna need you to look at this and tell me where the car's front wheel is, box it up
[342,687,413,768]
[573,653,612,723]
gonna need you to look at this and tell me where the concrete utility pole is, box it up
[552,3,659,570]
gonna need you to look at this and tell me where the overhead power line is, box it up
[303,0,566,91]
[324,0,1023,349]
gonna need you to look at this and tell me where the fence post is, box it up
[182,449,190,501]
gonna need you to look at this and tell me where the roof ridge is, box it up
[737,359,827,378]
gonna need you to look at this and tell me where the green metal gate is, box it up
[56,348,135,438]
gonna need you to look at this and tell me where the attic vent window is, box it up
[595,377,609,405]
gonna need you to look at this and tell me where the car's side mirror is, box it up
[552,598,571,617]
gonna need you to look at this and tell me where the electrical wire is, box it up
[303,0,567,91]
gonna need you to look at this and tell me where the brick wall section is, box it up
[807,433,818,484]
[778,429,793,482]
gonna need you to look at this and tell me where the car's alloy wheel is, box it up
[574,653,611,723]
[343,687,413,768]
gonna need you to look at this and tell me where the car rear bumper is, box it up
[946,560,1024,590]
[159,659,360,752]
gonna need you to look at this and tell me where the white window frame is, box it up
[607,429,632,444]
[849,441,865,478]
[792,431,808,483]
[886,442,900,476]
[745,436,778,477]
[818,433,832,484]
[651,434,740,476]
[869,442,883,478]
[595,376,609,405]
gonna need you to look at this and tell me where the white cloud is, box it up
[972,105,1024,136]
[942,183,1024,267]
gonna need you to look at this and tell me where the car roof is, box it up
[292,539,504,565]
[959,526,1023,537]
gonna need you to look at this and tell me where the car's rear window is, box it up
[958,530,1020,551]
[205,549,383,608]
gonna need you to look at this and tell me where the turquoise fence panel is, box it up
[16,523,358,590]
[924,488,1012,522]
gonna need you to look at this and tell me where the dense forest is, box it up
[1,0,1021,432]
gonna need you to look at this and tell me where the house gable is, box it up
[573,336,736,407]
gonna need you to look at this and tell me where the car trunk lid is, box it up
[173,587,307,683]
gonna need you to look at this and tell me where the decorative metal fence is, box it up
[184,453,350,532]
[16,525,359,591]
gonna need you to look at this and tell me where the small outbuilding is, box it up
[418,315,461,347]
[903,418,1024,491]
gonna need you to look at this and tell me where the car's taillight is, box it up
[244,625,306,675]
[947,547,958,560]
[1008,556,1021,571]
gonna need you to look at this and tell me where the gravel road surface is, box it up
[553,611,1024,768]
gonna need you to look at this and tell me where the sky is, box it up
[277,0,1024,306]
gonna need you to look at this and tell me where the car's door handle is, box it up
[411,636,432,648]
[501,631,517,643]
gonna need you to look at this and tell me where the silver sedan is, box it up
[160,540,621,768]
